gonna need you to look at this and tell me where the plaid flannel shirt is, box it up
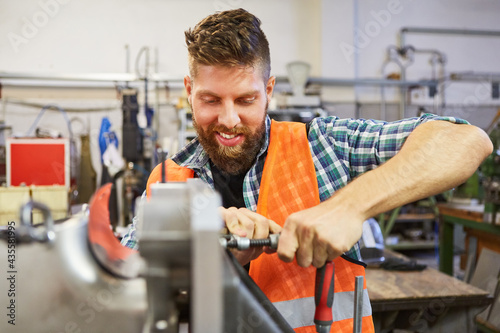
[121,113,468,260]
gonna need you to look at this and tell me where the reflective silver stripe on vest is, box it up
[272,289,372,329]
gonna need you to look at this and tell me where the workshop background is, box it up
[2,0,500,185]
[1,0,500,332]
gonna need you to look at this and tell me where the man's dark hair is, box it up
[185,8,271,81]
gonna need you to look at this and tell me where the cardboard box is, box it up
[0,185,68,225]
[31,185,68,211]
[0,186,30,226]
[31,185,68,224]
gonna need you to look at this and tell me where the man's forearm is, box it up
[277,120,493,267]
[331,121,493,221]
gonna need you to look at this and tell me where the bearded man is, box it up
[121,8,492,332]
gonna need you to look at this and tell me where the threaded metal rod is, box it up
[226,238,271,249]
[222,234,280,250]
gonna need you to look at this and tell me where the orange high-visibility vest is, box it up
[147,121,374,332]
[249,120,374,332]
[147,159,194,196]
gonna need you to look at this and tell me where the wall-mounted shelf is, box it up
[379,197,439,251]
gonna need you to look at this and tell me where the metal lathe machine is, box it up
[0,179,293,333]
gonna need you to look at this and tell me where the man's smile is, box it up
[216,131,244,147]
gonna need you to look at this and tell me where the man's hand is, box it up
[277,200,364,268]
[219,207,282,266]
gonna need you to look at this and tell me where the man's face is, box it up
[184,65,275,175]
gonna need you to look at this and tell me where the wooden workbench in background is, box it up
[436,203,500,333]
[366,250,491,333]
[437,203,500,276]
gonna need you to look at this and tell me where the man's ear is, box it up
[266,76,276,103]
[184,75,193,105]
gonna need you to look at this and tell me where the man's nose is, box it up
[218,102,240,129]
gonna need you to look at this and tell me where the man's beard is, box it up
[193,114,266,176]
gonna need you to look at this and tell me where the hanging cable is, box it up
[25,104,74,139]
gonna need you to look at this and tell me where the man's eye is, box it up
[239,97,255,104]
[203,99,219,104]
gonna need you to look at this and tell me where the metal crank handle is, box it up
[220,233,280,250]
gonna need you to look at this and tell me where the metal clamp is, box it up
[16,200,56,243]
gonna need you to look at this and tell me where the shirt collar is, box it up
[257,115,272,159]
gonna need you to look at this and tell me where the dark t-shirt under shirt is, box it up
[210,160,246,209]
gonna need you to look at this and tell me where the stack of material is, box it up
[0,186,30,225]
[31,185,68,223]
[0,185,68,225]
